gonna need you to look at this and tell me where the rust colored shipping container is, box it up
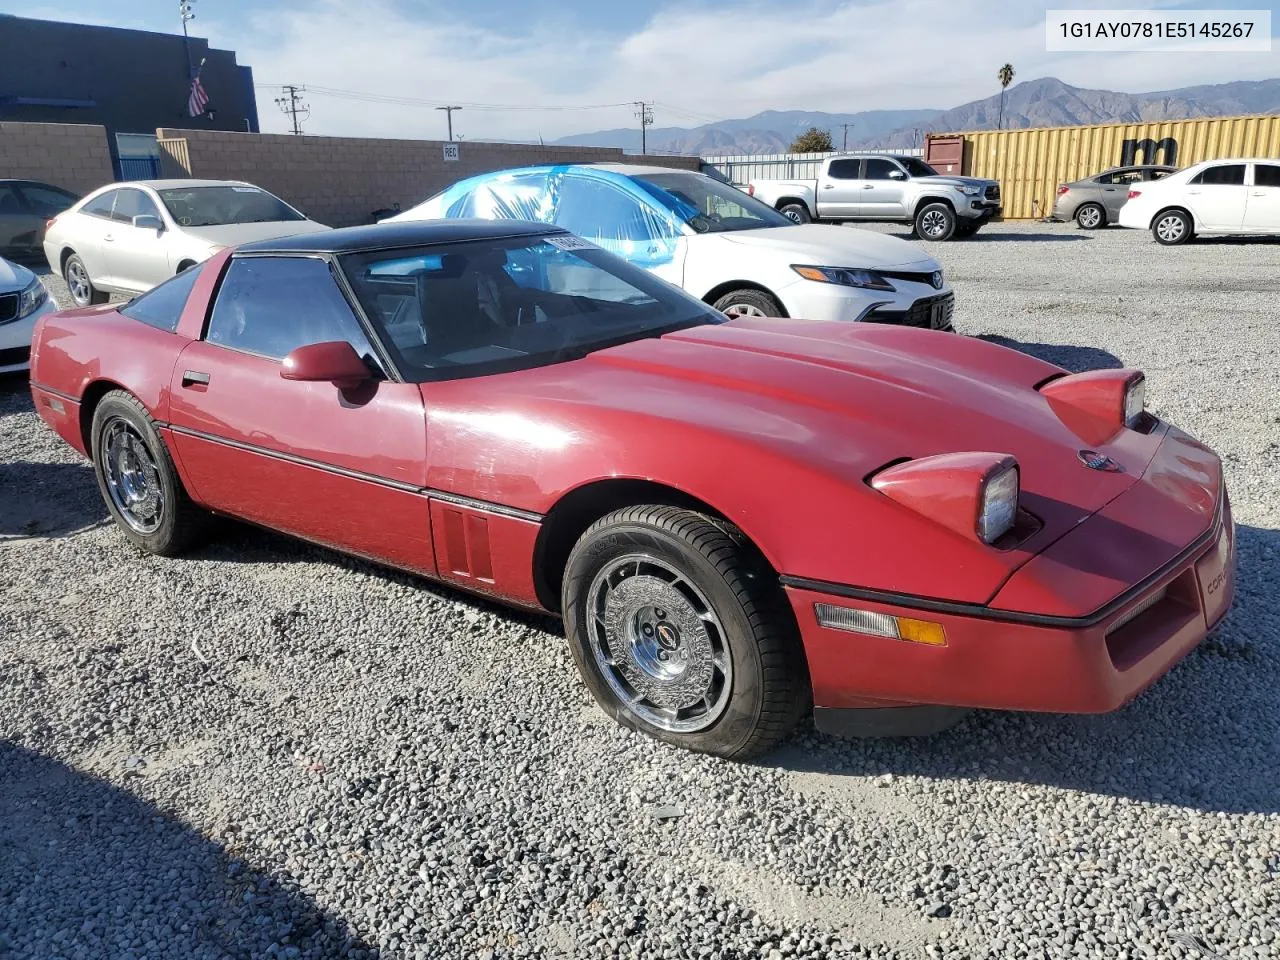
[932,114,1280,219]
[924,136,964,175]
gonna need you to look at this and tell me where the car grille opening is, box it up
[0,345,31,367]
[985,185,1001,202]
[0,293,18,325]
[864,292,955,329]
[1104,570,1198,670]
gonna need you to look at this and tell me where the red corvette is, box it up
[29,220,1236,758]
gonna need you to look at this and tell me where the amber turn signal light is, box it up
[814,603,947,646]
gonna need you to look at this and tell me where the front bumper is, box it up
[960,199,1000,221]
[785,447,1235,720]
[0,288,56,372]
[779,278,956,330]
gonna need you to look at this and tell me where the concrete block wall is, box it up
[0,122,115,196]
[157,129,702,227]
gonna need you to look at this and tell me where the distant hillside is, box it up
[552,108,943,155]
[874,76,1280,146]
[556,77,1280,155]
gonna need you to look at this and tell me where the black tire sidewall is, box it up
[1153,210,1191,245]
[915,203,956,241]
[563,520,770,757]
[90,393,187,554]
[1076,204,1105,229]
[712,289,783,317]
[779,203,811,224]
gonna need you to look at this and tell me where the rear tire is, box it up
[778,203,811,224]
[914,203,957,241]
[562,506,809,758]
[1152,209,1193,245]
[712,288,784,318]
[90,390,207,556]
[1075,203,1106,229]
[63,252,108,307]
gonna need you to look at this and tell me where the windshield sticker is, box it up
[231,186,260,193]
[544,235,597,251]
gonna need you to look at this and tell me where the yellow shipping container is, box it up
[935,114,1280,220]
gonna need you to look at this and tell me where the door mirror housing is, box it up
[281,341,372,390]
[132,214,165,232]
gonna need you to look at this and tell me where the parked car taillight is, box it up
[1127,189,1142,199]
[45,217,58,230]
[745,184,755,196]
[1056,184,1069,195]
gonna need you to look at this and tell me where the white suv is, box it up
[1118,158,1280,244]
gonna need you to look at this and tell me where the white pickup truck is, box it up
[748,154,1002,241]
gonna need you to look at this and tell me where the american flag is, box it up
[187,72,209,117]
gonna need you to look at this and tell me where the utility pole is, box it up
[634,101,653,154]
[274,85,309,135]
[178,0,196,79]
[436,105,462,141]
[841,122,853,151]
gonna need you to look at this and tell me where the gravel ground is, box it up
[2,220,1277,960]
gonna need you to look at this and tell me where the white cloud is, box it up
[14,0,1280,141]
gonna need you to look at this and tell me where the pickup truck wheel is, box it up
[561,505,810,758]
[712,288,784,318]
[1075,203,1106,229]
[778,203,811,224]
[915,203,957,241]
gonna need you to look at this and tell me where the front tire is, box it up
[1152,209,1193,245]
[712,288,784,318]
[63,252,108,307]
[778,202,811,224]
[90,391,207,556]
[914,203,957,241]
[1075,203,1106,229]
[562,506,809,758]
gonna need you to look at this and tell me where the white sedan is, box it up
[386,164,955,330]
[43,179,330,306]
[0,256,56,373]
[1118,158,1280,244]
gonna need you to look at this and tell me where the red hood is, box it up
[584,318,1163,546]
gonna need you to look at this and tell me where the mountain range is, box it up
[552,77,1280,156]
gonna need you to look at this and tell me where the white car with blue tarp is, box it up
[385,164,955,330]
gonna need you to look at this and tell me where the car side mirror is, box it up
[133,214,165,232]
[280,341,372,390]
[888,170,906,180]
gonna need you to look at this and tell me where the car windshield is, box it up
[340,233,725,381]
[898,157,939,178]
[157,185,305,227]
[632,173,792,233]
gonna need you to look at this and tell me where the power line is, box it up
[634,101,653,154]
[255,83,639,114]
[436,105,461,140]
[274,84,309,135]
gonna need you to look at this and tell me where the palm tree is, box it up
[997,64,1015,130]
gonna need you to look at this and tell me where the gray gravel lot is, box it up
[2,220,1277,960]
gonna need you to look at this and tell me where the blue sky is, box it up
[10,1,1280,139]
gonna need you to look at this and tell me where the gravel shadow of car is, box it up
[977,335,1124,372]
[768,521,1279,817]
[0,460,109,541]
[0,742,371,957]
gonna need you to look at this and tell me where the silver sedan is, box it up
[43,179,329,306]
[1053,165,1177,229]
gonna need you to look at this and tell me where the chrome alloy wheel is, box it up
[1155,213,1186,243]
[920,209,949,239]
[102,417,164,534]
[66,259,92,306]
[586,555,733,733]
[722,302,767,317]
[782,208,804,223]
[1077,205,1103,229]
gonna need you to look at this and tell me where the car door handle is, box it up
[103,234,114,241]
[862,184,875,189]
[1187,190,1201,195]
[181,370,211,387]
[1252,191,1267,196]
[822,184,835,189]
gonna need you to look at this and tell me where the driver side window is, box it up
[206,256,378,366]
